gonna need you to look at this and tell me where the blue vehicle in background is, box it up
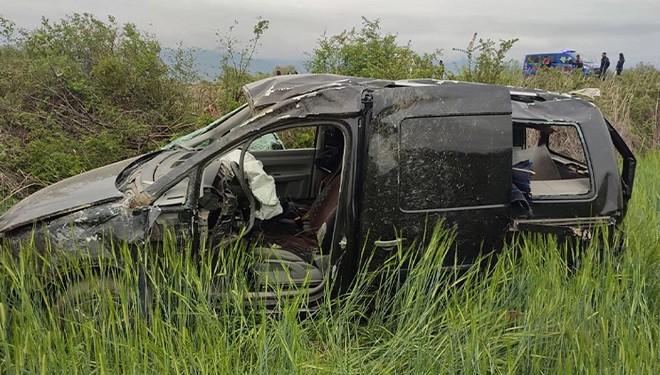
[523,50,596,76]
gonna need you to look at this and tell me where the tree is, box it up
[217,17,269,108]
[304,17,444,80]
[451,33,519,84]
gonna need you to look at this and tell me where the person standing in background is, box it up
[599,52,610,80]
[616,53,625,76]
[542,56,551,68]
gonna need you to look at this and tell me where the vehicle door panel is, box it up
[358,83,513,271]
[251,149,315,199]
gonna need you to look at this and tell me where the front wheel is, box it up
[55,274,150,327]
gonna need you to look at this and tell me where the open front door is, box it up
[358,82,513,271]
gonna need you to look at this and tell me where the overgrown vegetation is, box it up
[217,17,270,107]
[0,14,203,204]
[450,32,519,84]
[304,17,445,79]
[0,151,657,373]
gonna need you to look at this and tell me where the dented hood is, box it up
[0,159,134,233]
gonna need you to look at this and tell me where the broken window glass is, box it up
[514,124,591,198]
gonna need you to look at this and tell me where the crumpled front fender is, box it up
[2,201,153,265]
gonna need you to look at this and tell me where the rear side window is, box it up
[546,126,587,163]
[522,125,587,164]
[398,116,511,211]
[513,123,591,197]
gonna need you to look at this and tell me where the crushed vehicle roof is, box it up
[243,74,602,127]
[139,75,605,206]
[243,74,393,111]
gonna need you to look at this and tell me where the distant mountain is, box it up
[161,48,303,79]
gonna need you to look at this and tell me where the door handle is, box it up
[374,238,405,249]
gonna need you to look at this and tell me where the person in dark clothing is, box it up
[599,52,610,80]
[616,53,625,76]
[542,56,551,68]
[575,55,584,69]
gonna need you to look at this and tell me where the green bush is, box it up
[216,17,270,111]
[451,32,519,84]
[0,13,201,196]
[304,17,445,79]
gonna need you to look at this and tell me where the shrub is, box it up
[451,32,519,84]
[0,13,201,198]
[304,17,445,80]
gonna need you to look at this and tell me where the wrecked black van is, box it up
[0,74,636,303]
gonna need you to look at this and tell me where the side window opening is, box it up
[545,126,587,164]
[247,126,317,151]
[198,124,345,293]
[512,123,591,202]
[559,55,575,65]
[248,133,285,151]
[276,127,317,149]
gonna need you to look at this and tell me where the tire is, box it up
[55,274,151,327]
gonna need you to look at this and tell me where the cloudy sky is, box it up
[3,0,659,69]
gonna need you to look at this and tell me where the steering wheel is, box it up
[229,161,256,234]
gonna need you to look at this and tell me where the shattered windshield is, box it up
[163,104,252,150]
[163,104,285,152]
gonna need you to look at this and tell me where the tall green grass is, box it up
[1,152,658,373]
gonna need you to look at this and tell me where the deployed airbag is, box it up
[220,150,283,220]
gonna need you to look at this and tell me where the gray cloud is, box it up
[2,0,659,66]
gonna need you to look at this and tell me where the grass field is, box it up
[0,151,658,374]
